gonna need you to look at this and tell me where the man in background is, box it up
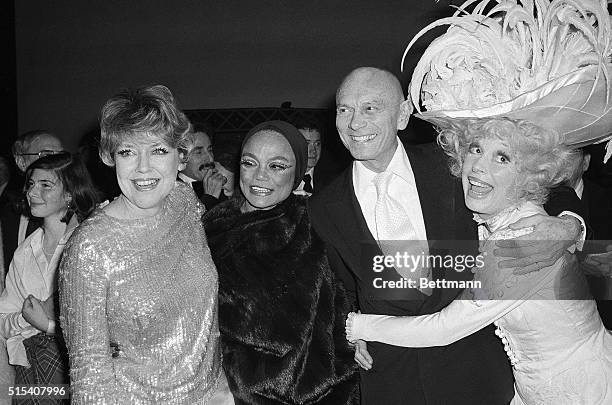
[292,116,346,196]
[12,130,64,175]
[178,122,227,210]
[292,117,323,196]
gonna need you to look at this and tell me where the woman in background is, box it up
[0,152,98,402]
[60,85,233,404]
[203,120,358,404]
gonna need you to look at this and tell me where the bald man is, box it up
[310,67,584,404]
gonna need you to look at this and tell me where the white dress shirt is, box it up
[0,226,73,366]
[574,178,585,200]
[177,172,196,187]
[353,139,428,242]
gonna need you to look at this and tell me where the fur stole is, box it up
[203,195,358,404]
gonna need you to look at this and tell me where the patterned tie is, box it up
[373,171,431,295]
[302,174,313,194]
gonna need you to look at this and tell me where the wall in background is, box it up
[14,0,452,150]
[2,1,16,155]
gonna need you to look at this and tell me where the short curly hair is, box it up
[437,118,582,205]
[99,85,192,166]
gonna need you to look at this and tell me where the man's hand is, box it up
[494,214,580,275]
[581,245,612,277]
[352,339,373,370]
[21,295,50,332]
[201,168,225,198]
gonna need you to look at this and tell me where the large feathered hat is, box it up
[404,0,612,162]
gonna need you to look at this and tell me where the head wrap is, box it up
[242,120,308,189]
[403,0,612,162]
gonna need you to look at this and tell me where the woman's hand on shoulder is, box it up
[493,214,581,275]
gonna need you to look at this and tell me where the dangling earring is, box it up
[66,195,73,209]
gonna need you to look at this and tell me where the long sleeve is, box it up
[59,235,118,403]
[348,247,567,348]
[0,258,31,339]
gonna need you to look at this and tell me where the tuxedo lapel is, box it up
[323,168,377,280]
[405,142,481,314]
[405,143,456,242]
[579,184,591,222]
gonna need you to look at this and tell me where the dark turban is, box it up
[242,120,308,189]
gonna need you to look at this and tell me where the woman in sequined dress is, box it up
[0,153,98,404]
[59,85,233,404]
[346,118,612,404]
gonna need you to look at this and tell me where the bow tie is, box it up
[303,173,313,193]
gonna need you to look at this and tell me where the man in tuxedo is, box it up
[293,118,322,196]
[178,122,227,210]
[310,67,584,404]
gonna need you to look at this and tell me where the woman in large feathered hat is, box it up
[346,1,612,403]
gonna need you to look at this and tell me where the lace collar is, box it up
[472,201,541,234]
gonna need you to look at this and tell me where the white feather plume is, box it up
[403,0,612,162]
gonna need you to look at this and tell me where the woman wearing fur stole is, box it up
[203,120,359,405]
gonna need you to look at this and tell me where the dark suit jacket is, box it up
[298,165,341,197]
[581,179,612,242]
[310,140,584,405]
[580,179,612,328]
[313,165,341,195]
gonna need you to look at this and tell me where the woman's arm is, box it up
[347,246,564,347]
[0,258,33,339]
[347,297,520,348]
[59,235,118,403]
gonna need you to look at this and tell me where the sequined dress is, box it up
[347,202,612,404]
[59,182,231,404]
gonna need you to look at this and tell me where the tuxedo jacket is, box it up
[580,179,612,328]
[299,165,341,197]
[581,179,612,241]
[311,140,582,405]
